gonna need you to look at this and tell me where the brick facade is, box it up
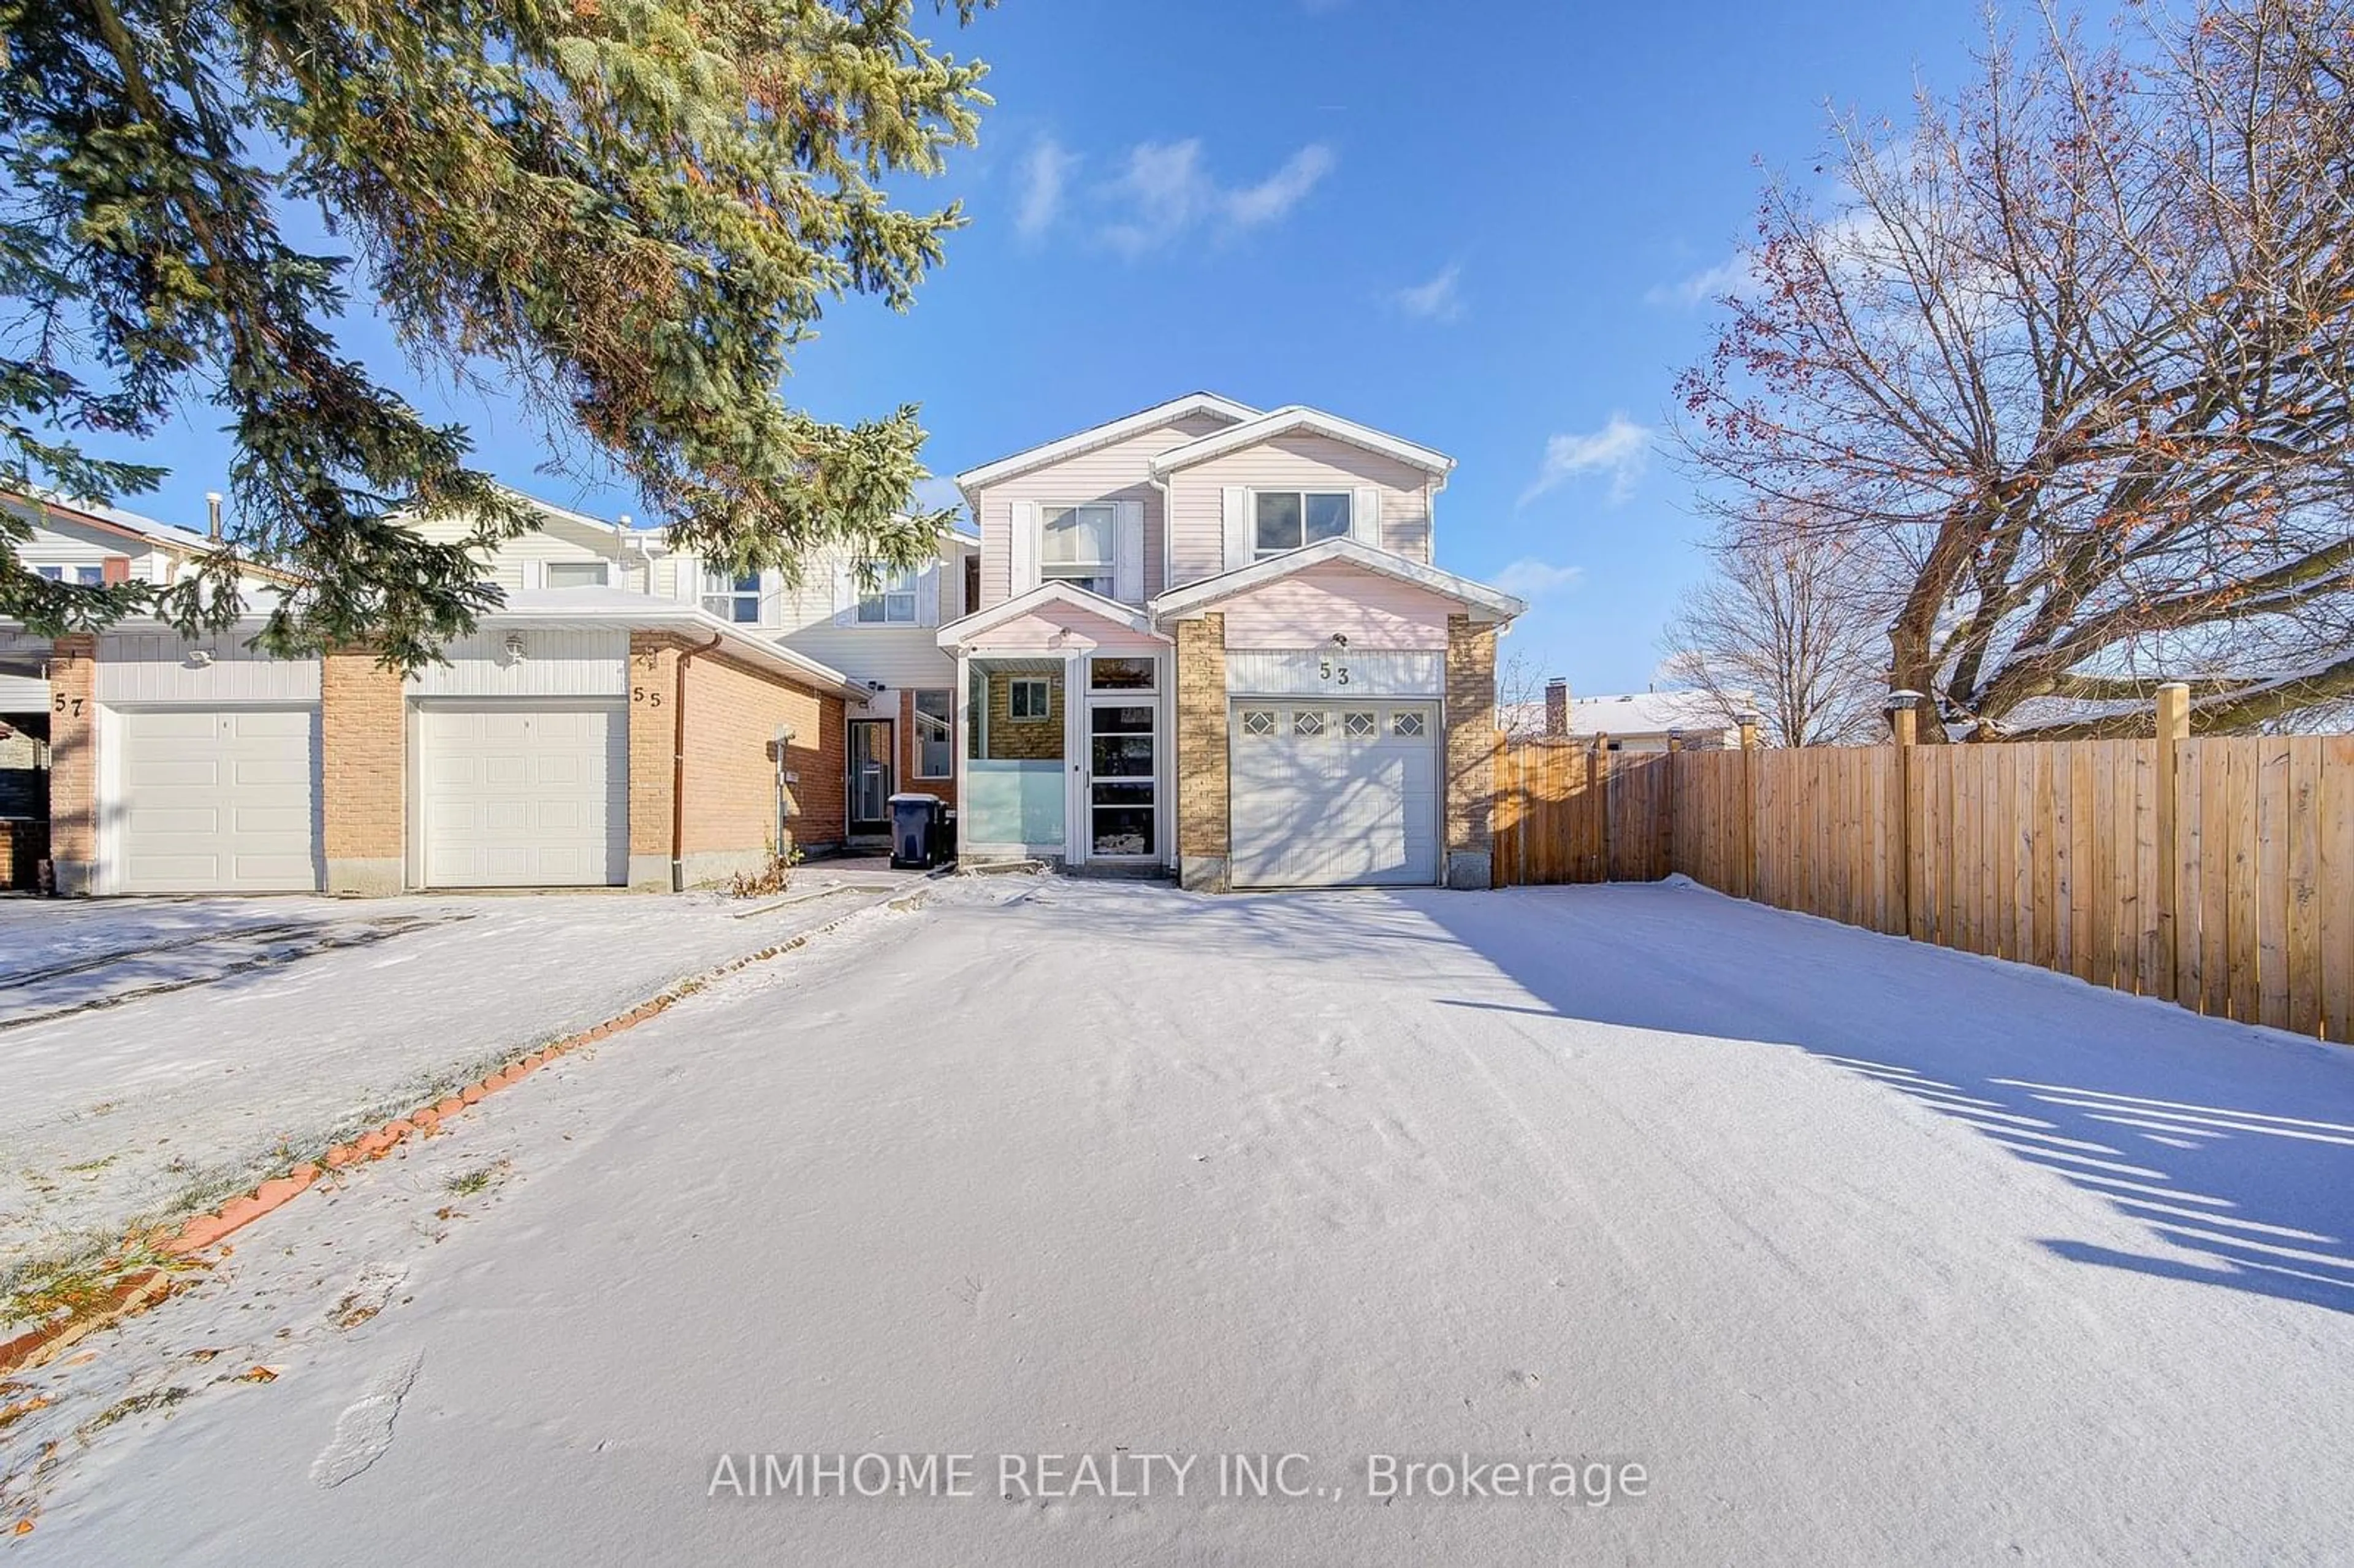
[629,631,847,889]
[46,633,94,893]
[1173,614,1230,891]
[321,649,405,894]
[1443,613,1498,889]
[979,671,1063,761]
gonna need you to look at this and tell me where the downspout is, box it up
[1146,468,1173,598]
[671,631,724,892]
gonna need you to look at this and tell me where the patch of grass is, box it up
[0,1239,186,1333]
[83,1385,191,1434]
[443,1160,509,1198]
[59,1155,116,1177]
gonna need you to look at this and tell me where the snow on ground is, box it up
[0,863,920,1280]
[6,877,2354,1565]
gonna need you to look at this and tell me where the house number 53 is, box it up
[1317,658,1350,685]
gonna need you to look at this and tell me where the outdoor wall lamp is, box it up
[1331,632,1349,649]
[503,633,528,662]
[185,648,216,669]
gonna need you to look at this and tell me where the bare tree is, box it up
[1495,649,1551,738]
[1661,522,1889,746]
[1675,0,2354,739]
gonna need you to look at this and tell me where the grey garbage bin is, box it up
[888,793,943,870]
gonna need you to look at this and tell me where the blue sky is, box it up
[99,0,2006,695]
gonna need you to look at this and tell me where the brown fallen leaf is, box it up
[238,1366,280,1383]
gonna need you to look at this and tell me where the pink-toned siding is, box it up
[969,412,1236,610]
[1165,433,1434,587]
[966,609,1167,655]
[1215,560,1456,650]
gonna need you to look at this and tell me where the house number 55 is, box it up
[1317,658,1350,685]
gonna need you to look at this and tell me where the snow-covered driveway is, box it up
[9,878,2354,1564]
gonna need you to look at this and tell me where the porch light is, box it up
[503,633,528,662]
[1331,632,1349,650]
[185,648,215,669]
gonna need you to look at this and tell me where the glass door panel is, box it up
[1087,702,1156,858]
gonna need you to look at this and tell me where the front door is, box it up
[1084,698,1157,860]
[848,718,894,834]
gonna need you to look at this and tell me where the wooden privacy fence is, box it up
[1491,705,2354,1043]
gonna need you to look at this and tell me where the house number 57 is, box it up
[1317,659,1350,685]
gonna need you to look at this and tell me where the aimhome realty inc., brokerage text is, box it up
[708,1452,1649,1506]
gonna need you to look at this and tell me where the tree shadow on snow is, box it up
[1395,881,2354,1319]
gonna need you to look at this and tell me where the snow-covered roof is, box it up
[482,590,871,702]
[1562,689,1742,737]
[935,580,1164,649]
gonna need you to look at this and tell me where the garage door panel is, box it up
[1230,701,1438,889]
[116,706,319,892]
[418,701,625,888]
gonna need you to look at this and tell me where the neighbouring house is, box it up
[4,492,869,895]
[1536,683,1746,752]
[4,392,1526,895]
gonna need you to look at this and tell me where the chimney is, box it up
[205,490,224,542]
[1544,677,1569,738]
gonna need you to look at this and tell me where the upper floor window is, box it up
[856,564,920,623]
[544,561,609,589]
[702,568,761,624]
[34,565,106,585]
[1041,505,1114,596]
[1254,492,1351,560]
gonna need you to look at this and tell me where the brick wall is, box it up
[629,633,848,887]
[47,633,94,892]
[321,649,405,894]
[1174,614,1229,891]
[1444,614,1498,889]
[980,671,1062,761]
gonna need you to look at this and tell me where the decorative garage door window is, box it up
[1392,711,1426,737]
[1241,709,1276,737]
[1293,710,1326,737]
[1343,711,1377,737]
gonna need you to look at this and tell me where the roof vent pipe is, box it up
[205,491,224,542]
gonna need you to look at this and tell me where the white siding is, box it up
[774,625,953,692]
[405,630,628,698]
[96,634,322,703]
[1165,434,1434,587]
[408,508,657,595]
[1225,649,1443,696]
[1211,560,1458,651]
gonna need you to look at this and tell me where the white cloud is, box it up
[1491,558,1585,599]
[1099,139,1336,257]
[1015,136,1076,241]
[1520,414,1652,507]
[1645,252,1756,309]
[1391,262,1465,323]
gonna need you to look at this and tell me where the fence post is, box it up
[2154,681,2190,1004]
[1593,734,1613,882]
[1887,691,1922,942]
[1735,710,1760,900]
[1663,729,1683,880]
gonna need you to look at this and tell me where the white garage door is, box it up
[417,701,627,888]
[116,707,321,892]
[1229,701,1439,888]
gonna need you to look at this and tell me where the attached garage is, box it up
[414,699,627,888]
[1228,699,1439,888]
[113,706,321,892]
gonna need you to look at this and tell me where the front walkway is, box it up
[7,878,2354,1563]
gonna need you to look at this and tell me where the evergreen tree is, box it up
[1,0,988,666]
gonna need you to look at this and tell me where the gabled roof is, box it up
[5,490,219,555]
[1147,406,1455,479]
[935,580,1165,650]
[1147,538,1523,624]
[954,393,1259,491]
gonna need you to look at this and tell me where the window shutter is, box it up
[916,561,940,626]
[1221,487,1249,571]
[1009,501,1039,595]
[672,551,701,603]
[523,560,546,591]
[832,559,858,626]
[1112,500,1145,603]
[1350,487,1381,549]
[101,555,131,585]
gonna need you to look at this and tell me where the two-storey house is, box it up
[944,393,1522,890]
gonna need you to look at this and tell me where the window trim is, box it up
[855,563,920,625]
[701,568,763,625]
[913,688,954,777]
[32,565,105,586]
[1040,503,1116,595]
[1251,490,1354,561]
[1008,676,1053,722]
[543,560,611,590]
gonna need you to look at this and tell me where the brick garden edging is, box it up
[0,888,927,1379]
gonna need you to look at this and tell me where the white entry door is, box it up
[115,706,321,892]
[1228,701,1439,888]
[417,701,627,887]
